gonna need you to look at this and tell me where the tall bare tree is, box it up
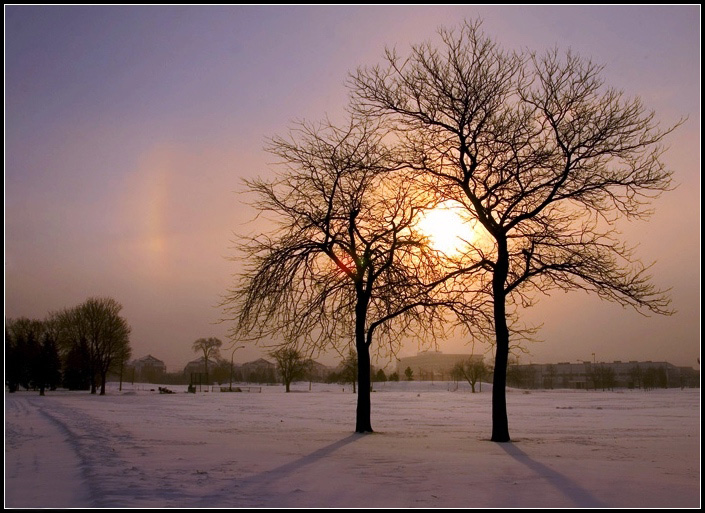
[223,117,480,432]
[352,20,677,441]
[192,337,223,385]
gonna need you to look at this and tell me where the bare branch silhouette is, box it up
[351,19,678,441]
[222,116,487,432]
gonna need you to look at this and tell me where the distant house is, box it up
[183,356,231,385]
[241,358,277,383]
[397,351,483,381]
[130,355,166,383]
[183,356,228,377]
[305,359,333,382]
[183,356,208,376]
[241,358,275,372]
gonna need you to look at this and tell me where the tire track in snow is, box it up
[36,399,191,507]
[5,395,92,507]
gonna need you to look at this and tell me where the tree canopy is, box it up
[51,297,132,395]
[223,117,478,431]
[351,20,677,441]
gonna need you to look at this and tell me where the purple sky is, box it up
[5,6,700,372]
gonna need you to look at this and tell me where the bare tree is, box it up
[340,348,358,393]
[352,20,677,441]
[192,337,223,385]
[53,297,132,395]
[270,347,310,392]
[223,116,477,432]
[452,357,491,393]
[53,306,97,393]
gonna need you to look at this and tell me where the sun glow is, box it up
[417,202,477,256]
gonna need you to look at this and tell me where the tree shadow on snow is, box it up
[499,444,604,508]
[257,433,362,480]
[197,434,363,507]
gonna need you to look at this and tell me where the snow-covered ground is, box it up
[5,382,700,508]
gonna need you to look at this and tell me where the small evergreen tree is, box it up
[34,334,62,395]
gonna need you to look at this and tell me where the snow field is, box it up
[4,383,700,508]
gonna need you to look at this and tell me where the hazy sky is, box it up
[5,6,700,372]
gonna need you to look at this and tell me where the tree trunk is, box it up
[100,371,107,395]
[355,295,373,433]
[491,239,511,443]
[285,380,290,393]
[355,342,373,433]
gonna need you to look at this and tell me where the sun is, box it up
[417,202,476,256]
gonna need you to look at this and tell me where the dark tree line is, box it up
[629,365,669,390]
[6,297,132,395]
[587,365,617,391]
[325,351,399,390]
[5,319,62,395]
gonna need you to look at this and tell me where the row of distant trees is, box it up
[5,297,132,395]
[137,346,402,389]
[132,362,281,387]
[270,349,493,392]
[396,359,492,393]
[228,346,688,393]
[323,349,402,392]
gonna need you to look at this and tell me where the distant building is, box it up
[506,360,698,390]
[241,358,275,372]
[304,359,333,381]
[183,356,229,374]
[183,356,208,376]
[129,355,166,383]
[240,358,277,383]
[397,351,483,381]
[183,356,231,385]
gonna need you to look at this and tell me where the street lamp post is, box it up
[229,345,245,391]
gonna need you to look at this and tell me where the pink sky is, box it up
[5,6,700,372]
